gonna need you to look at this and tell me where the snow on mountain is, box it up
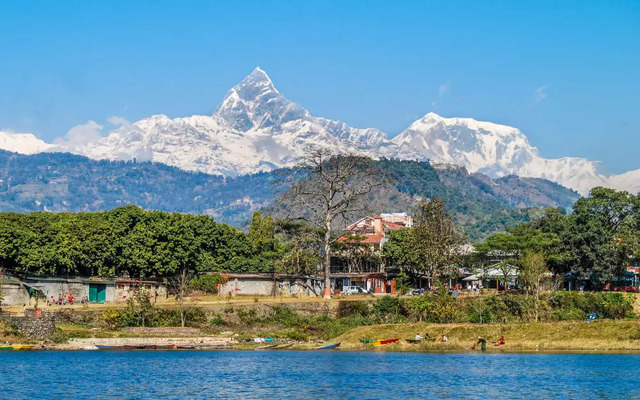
[1,67,638,195]
[392,112,614,195]
[72,67,406,176]
[0,131,54,155]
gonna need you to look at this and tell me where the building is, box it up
[332,212,412,294]
[0,273,167,307]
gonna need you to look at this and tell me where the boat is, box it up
[154,344,175,350]
[12,345,37,350]
[96,345,125,350]
[359,338,378,344]
[124,345,152,350]
[405,338,422,344]
[372,338,399,346]
[176,345,195,349]
[271,343,294,350]
[0,346,13,350]
[255,343,279,350]
[314,342,341,350]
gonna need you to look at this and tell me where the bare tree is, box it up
[286,149,386,298]
[170,267,193,327]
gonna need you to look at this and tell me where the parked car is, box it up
[342,286,369,295]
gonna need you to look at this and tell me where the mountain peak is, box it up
[213,67,307,131]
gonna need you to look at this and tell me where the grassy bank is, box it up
[334,320,640,351]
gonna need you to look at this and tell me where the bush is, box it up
[372,296,408,323]
[209,314,226,326]
[190,274,226,294]
[338,301,371,318]
[51,328,70,344]
[101,307,121,330]
[547,291,634,320]
[406,286,462,323]
[285,329,309,341]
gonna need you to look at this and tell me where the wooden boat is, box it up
[0,346,13,350]
[405,338,422,344]
[255,343,279,350]
[154,344,175,350]
[124,345,148,350]
[372,338,399,346]
[359,338,377,344]
[314,342,341,350]
[272,343,294,350]
[176,345,195,349]
[96,345,125,350]
[12,345,37,350]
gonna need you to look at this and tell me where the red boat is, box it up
[372,338,400,346]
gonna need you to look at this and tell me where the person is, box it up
[588,312,598,323]
[493,336,505,346]
[440,335,448,342]
[415,333,423,340]
[472,337,487,351]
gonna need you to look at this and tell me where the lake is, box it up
[1,350,638,399]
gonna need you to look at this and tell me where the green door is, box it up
[89,284,107,303]
[89,284,98,303]
[97,284,106,303]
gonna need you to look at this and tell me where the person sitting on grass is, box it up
[415,333,423,340]
[587,312,598,323]
[440,335,448,342]
[493,336,505,346]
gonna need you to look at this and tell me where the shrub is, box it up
[406,285,462,323]
[190,274,226,294]
[101,307,121,330]
[338,301,371,318]
[51,328,70,344]
[373,296,408,323]
[285,329,309,341]
[209,314,226,326]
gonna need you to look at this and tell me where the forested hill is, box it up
[0,150,579,240]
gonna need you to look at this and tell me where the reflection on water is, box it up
[1,351,638,399]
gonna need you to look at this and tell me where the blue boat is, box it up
[95,345,125,350]
[314,342,340,350]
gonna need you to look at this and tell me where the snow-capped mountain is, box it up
[0,67,637,195]
[69,67,407,176]
[0,131,54,154]
[392,112,616,194]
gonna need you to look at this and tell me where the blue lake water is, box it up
[1,350,639,399]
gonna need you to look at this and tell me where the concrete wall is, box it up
[0,283,30,307]
[113,282,167,303]
[219,276,323,297]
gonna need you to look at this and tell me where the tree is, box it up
[519,252,547,320]
[170,266,193,327]
[410,199,467,288]
[286,150,386,298]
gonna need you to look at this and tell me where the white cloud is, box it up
[54,120,103,148]
[108,115,129,126]
[431,101,438,106]
[535,86,548,102]
[438,81,451,97]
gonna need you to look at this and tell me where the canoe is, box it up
[405,339,422,344]
[271,343,294,350]
[12,345,37,350]
[372,338,399,346]
[96,345,125,350]
[176,345,195,349]
[359,339,378,344]
[0,346,13,350]
[314,342,340,350]
[155,345,175,350]
[255,343,279,350]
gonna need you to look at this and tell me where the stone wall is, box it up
[1,314,56,339]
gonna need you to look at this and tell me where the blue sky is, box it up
[1,1,638,173]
